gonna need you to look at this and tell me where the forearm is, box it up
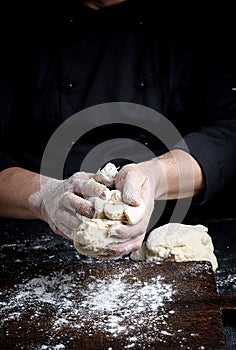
[141,149,205,200]
[0,167,47,219]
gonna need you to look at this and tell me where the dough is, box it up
[124,199,146,225]
[73,195,146,258]
[90,193,146,224]
[93,162,119,187]
[74,216,126,258]
[130,223,218,271]
[73,163,146,258]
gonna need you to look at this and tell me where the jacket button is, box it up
[66,17,75,24]
[136,81,146,90]
[137,17,144,25]
[63,16,76,27]
[62,81,74,92]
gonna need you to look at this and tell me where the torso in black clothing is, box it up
[0,1,235,220]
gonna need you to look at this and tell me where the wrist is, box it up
[139,158,167,200]
[28,175,53,220]
[140,150,205,201]
[28,190,44,219]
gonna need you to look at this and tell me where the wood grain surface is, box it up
[0,260,232,349]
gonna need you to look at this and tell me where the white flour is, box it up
[0,265,175,349]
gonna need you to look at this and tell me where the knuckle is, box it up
[68,172,89,185]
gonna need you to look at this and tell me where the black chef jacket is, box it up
[0,1,236,220]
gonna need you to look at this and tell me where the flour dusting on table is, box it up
[0,265,175,348]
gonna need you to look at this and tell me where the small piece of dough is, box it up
[89,197,107,219]
[104,202,127,221]
[130,223,218,271]
[110,189,122,201]
[124,199,146,225]
[93,162,119,187]
[89,192,145,223]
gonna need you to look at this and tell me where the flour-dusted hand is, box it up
[99,162,156,258]
[28,172,109,240]
[102,150,204,258]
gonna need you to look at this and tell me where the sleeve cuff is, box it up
[173,133,225,204]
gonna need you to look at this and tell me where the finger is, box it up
[95,253,123,259]
[48,209,80,240]
[115,165,146,205]
[49,222,73,241]
[74,178,110,199]
[109,220,147,239]
[122,180,141,206]
[63,193,94,218]
[66,172,90,189]
[57,210,81,230]
[57,223,75,240]
[103,235,145,258]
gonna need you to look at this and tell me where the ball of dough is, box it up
[130,223,218,271]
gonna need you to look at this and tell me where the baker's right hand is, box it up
[28,172,109,240]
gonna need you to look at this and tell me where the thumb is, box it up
[122,179,142,206]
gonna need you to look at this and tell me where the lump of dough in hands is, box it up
[89,192,145,224]
[130,223,218,271]
[73,215,129,258]
[73,191,146,258]
[73,195,146,258]
[73,162,146,259]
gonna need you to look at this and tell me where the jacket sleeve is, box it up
[0,59,19,172]
[174,44,236,203]
[176,119,236,204]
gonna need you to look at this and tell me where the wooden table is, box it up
[1,260,235,349]
[0,217,235,349]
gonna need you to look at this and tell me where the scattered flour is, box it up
[0,266,175,348]
[215,273,236,287]
[215,272,236,294]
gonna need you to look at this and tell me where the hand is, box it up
[28,172,109,240]
[101,150,204,258]
[101,161,157,258]
[81,0,126,10]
